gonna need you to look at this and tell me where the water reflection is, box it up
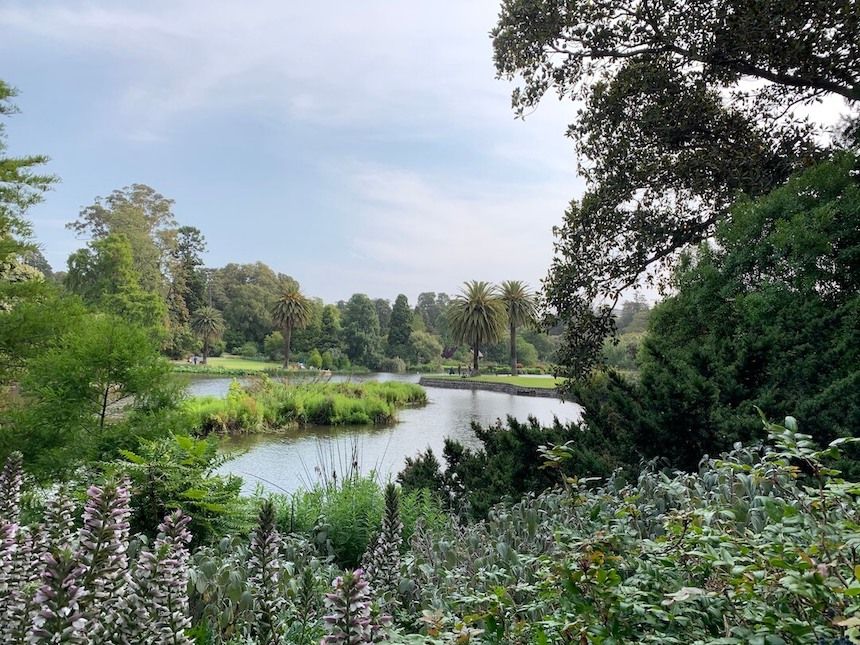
[184,373,582,494]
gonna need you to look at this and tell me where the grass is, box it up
[182,378,427,434]
[427,374,563,389]
[172,354,371,377]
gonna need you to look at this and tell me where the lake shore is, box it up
[418,376,565,399]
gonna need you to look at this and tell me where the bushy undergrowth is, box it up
[182,379,427,434]
[275,473,447,568]
[3,415,859,644]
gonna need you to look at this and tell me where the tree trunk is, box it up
[202,335,209,364]
[472,342,479,374]
[510,321,517,376]
[283,325,292,369]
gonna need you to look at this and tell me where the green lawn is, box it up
[202,355,284,371]
[428,374,562,389]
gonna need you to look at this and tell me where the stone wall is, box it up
[418,377,563,399]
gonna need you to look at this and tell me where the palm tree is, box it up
[190,306,225,364]
[499,280,538,376]
[271,284,312,368]
[447,281,506,374]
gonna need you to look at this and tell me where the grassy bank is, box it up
[182,378,426,434]
[427,373,562,389]
[172,354,371,377]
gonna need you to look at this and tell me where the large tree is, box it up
[66,233,166,331]
[499,281,537,375]
[493,0,860,379]
[190,305,225,364]
[67,184,177,295]
[341,294,383,369]
[447,281,506,373]
[386,294,413,359]
[270,283,312,368]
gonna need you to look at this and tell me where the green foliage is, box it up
[237,340,260,358]
[408,330,442,366]
[4,313,175,477]
[378,356,407,374]
[387,294,413,359]
[447,281,506,373]
[0,80,56,302]
[635,153,860,474]
[271,282,313,367]
[182,379,427,434]
[341,293,384,369]
[307,348,323,369]
[115,433,244,544]
[287,474,446,568]
[191,304,225,363]
[399,410,636,519]
[495,0,858,377]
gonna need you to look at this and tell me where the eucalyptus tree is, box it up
[447,281,506,374]
[499,281,537,375]
[271,283,312,368]
[190,305,225,364]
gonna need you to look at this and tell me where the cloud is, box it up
[296,163,584,300]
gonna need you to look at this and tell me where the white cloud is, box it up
[297,164,584,300]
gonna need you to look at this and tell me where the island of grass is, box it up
[419,373,564,397]
[182,378,426,434]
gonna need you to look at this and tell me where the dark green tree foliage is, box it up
[117,433,243,545]
[399,410,636,519]
[634,153,860,473]
[0,81,56,308]
[290,298,324,354]
[209,263,295,350]
[386,294,412,359]
[163,226,207,356]
[319,304,343,353]
[493,0,858,378]
[341,294,383,369]
[374,298,392,336]
[66,233,166,330]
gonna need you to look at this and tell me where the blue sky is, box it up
[0,0,583,302]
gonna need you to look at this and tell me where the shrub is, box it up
[378,356,407,373]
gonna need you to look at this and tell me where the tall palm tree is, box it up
[271,284,312,368]
[499,280,538,375]
[190,305,225,364]
[447,281,506,374]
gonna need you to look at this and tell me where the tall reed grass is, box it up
[182,378,426,434]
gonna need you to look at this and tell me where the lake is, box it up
[184,373,583,494]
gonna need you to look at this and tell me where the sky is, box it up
[0,0,584,303]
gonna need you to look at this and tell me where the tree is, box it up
[190,306,225,364]
[632,153,860,473]
[408,330,442,365]
[447,281,506,373]
[386,294,413,358]
[319,304,343,352]
[374,298,392,336]
[270,283,312,368]
[499,281,537,375]
[0,80,56,309]
[209,263,291,350]
[9,313,173,476]
[341,294,383,369]
[66,233,166,331]
[492,0,859,378]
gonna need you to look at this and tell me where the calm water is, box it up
[184,373,582,494]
